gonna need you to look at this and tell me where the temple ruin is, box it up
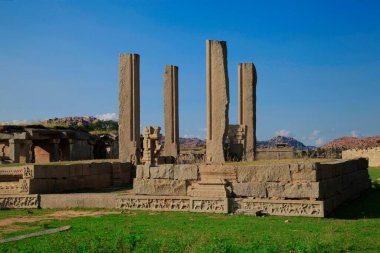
[0,40,372,218]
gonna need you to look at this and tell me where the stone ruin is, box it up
[0,40,372,217]
[0,126,96,164]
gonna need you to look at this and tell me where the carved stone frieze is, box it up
[232,198,324,217]
[190,198,229,213]
[116,196,190,211]
[0,195,39,209]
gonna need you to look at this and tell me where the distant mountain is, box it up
[178,135,311,150]
[322,135,380,149]
[179,137,206,149]
[257,136,308,149]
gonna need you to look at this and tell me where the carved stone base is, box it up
[190,197,229,213]
[116,195,190,211]
[0,195,39,209]
[232,198,325,217]
[116,195,229,214]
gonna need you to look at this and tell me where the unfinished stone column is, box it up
[206,40,230,164]
[119,54,141,164]
[163,65,179,160]
[238,63,257,161]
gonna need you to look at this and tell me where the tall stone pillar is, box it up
[119,53,141,164]
[206,40,230,164]
[163,65,179,160]
[238,63,257,161]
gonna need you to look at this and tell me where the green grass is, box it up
[0,168,378,252]
[369,167,380,181]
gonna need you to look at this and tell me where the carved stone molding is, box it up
[0,195,39,209]
[116,195,190,211]
[190,198,229,214]
[232,198,325,217]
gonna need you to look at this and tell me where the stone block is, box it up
[136,164,150,179]
[174,164,198,180]
[188,180,228,198]
[290,163,318,182]
[237,165,291,183]
[133,178,187,196]
[199,165,236,181]
[90,162,112,175]
[82,163,91,176]
[283,182,320,199]
[150,164,174,179]
[40,193,117,209]
[265,182,285,198]
[232,182,266,198]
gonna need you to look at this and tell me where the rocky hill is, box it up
[322,136,380,149]
[179,137,206,149]
[257,136,308,149]
[44,116,98,126]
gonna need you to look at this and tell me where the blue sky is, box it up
[1,0,379,146]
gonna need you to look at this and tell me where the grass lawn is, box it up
[0,169,378,252]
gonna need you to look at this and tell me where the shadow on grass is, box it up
[329,182,380,219]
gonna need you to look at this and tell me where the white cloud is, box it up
[0,119,38,125]
[96,113,118,121]
[275,129,290,137]
[315,137,324,146]
[311,130,320,137]
[351,130,360,138]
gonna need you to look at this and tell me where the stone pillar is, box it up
[50,139,60,162]
[119,54,141,164]
[9,139,20,163]
[163,65,179,160]
[238,63,257,161]
[206,40,230,164]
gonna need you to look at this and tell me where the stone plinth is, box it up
[163,65,179,160]
[206,40,230,164]
[238,63,257,161]
[119,53,140,164]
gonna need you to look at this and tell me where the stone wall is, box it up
[342,148,380,167]
[129,158,370,216]
[0,162,133,194]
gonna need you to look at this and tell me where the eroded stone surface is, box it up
[237,165,291,182]
[232,182,266,198]
[173,164,198,180]
[238,63,257,161]
[150,164,174,179]
[119,54,140,164]
[206,40,229,164]
[283,182,320,199]
[133,178,187,196]
[163,65,179,159]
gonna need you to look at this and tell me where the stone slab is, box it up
[173,164,198,181]
[283,182,320,199]
[237,165,291,183]
[199,165,236,181]
[150,164,174,179]
[232,198,325,217]
[232,182,266,198]
[40,193,116,209]
[136,164,150,179]
[133,178,187,196]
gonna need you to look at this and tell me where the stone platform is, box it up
[0,158,371,217]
